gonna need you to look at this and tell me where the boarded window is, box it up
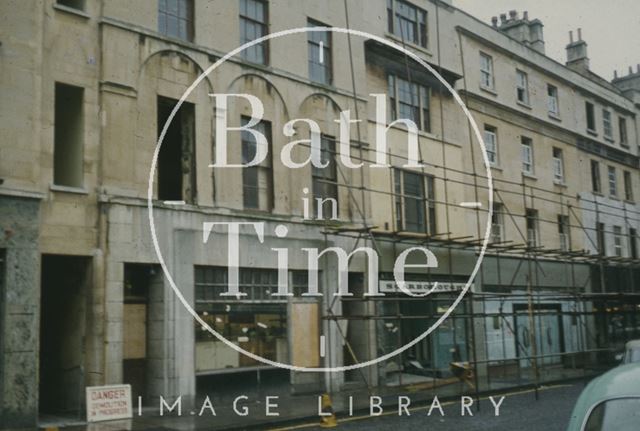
[54,83,84,188]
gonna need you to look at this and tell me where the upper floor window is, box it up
[240,0,268,65]
[558,215,570,252]
[613,226,623,257]
[483,125,498,166]
[388,75,431,132]
[491,203,504,243]
[307,19,332,85]
[480,52,494,90]
[624,170,634,201]
[241,116,273,211]
[54,83,84,188]
[547,84,559,116]
[387,0,427,48]
[552,147,564,183]
[603,109,613,139]
[158,0,194,41]
[394,169,436,234]
[521,137,533,175]
[630,228,638,259]
[591,160,601,193]
[312,135,338,219]
[586,102,596,132]
[619,117,628,147]
[596,222,606,255]
[608,166,617,197]
[525,208,539,248]
[516,70,529,105]
[58,0,85,10]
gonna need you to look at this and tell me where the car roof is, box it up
[626,339,640,349]
[567,363,640,431]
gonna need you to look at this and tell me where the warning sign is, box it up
[86,384,133,422]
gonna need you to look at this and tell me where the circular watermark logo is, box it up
[148,27,493,372]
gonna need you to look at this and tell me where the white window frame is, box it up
[483,126,498,166]
[608,166,617,197]
[516,69,529,105]
[480,52,494,90]
[491,203,504,243]
[521,137,533,175]
[552,147,564,183]
[547,84,559,116]
[613,226,623,257]
[603,109,613,139]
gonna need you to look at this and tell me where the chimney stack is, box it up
[495,10,545,54]
[491,16,498,28]
[566,28,589,72]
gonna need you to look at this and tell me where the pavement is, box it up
[267,383,585,431]
[35,381,586,431]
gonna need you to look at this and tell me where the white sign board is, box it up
[86,384,133,423]
[379,280,474,294]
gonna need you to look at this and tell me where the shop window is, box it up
[54,83,84,188]
[241,116,273,211]
[158,0,194,41]
[239,0,268,65]
[312,135,338,219]
[157,96,196,203]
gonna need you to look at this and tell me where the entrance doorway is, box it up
[514,304,565,367]
[39,255,91,415]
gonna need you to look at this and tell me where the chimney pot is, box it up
[578,28,582,41]
[500,13,507,23]
[630,66,634,75]
[523,11,529,20]
[614,70,618,79]
[569,30,573,43]
[509,10,517,20]
[491,16,498,27]
[637,64,640,73]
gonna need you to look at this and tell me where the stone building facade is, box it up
[1,0,639,428]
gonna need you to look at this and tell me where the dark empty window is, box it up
[596,222,606,255]
[54,83,84,188]
[586,102,596,132]
[158,0,194,41]
[624,171,634,201]
[307,19,332,85]
[591,160,601,193]
[619,117,628,146]
[157,97,196,203]
[241,117,273,211]
[240,0,268,65]
[525,208,538,247]
[57,0,85,10]
[395,170,436,234]
[312,135,339,218]
[630,228,638,259]
[387,0,427,48]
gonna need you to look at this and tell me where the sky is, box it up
[453,0,640,80]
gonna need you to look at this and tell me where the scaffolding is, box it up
[307,0,640,401]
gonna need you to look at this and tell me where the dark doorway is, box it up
[122,264,153,403]
[157,96,196,203]
[39,255,91,415]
